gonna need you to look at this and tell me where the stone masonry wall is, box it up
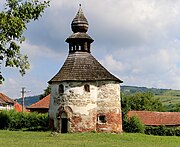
[96,81,122,133]
[49,81,122,133]
[49,81,97,132]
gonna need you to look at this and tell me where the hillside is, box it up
[121,86,180,111]
[17,95,40,107]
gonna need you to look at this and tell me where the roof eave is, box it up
[49,79,123,84]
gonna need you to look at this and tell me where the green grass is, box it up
[155,95,179,105]
[0,130,179,147]
[154,90,180,111]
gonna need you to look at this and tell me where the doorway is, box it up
[61,112,68,133]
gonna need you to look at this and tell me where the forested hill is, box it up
[121,85,180,111]
[17,95,40,107]
[121,86,173,95]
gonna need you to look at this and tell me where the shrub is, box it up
[123,115,144,133]
[144,126,180,136]
[0,110,10,129]
[0,110,49,131]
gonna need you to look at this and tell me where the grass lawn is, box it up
[0,130,179,147]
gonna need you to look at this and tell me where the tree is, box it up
[0,0,50,84]
[172,102,180,112]
[121,92,166,132]
[121,92,166,115]
[40,85,50,99]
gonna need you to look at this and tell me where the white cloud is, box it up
[86,0,180,48]
[2,0,180,98]
[0,76,48,99]
[100,55,125,72]
[100,37,180,89]
[21,40,66,60]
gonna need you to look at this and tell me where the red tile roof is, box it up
[0,93,14,104]
[14,102,28,112]
[128,111,180,126]
[27,94,50,109]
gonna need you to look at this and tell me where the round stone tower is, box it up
[48,5,123,133]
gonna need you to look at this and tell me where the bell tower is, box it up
[66,4,93,53]
[48,5,123,133]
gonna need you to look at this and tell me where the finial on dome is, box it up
[71,5,89,33]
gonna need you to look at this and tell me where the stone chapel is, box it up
[48,5,123,133]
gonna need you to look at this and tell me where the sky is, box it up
[1,0,180,99]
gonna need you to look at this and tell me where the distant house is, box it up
[27,94,50,113]
[0,93,14,111]
[14,101,28,112]
[128,111,180,127]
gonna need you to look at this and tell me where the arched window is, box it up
[84,84,90,92]
[59,84,64,94]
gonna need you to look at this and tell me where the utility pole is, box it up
[21,87,30,113]
[21,87,25,113]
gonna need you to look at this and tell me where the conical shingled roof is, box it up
[49,52,122,83]
[49,6,122,83]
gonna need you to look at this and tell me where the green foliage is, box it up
[121,86,171,95]
[0,110,48,130]
[123,115,144,133]
[0,0,50,83]
[121,86,180,112]
[40,85,51,99]
[172,102,180,112]
[0,110,10,129]
[122,92,166,134]
[121,92,165,115]
[145,126,180,136]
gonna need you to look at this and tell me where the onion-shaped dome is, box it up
[71,4,89,33]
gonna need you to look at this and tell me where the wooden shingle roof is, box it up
[49,6,123,84]
[49,52,122,83]
[128,111,180,126]
[66,32,93,43]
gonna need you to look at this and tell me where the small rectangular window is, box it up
[98,115,106,123]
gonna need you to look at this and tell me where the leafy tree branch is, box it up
[0,0,50,84]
